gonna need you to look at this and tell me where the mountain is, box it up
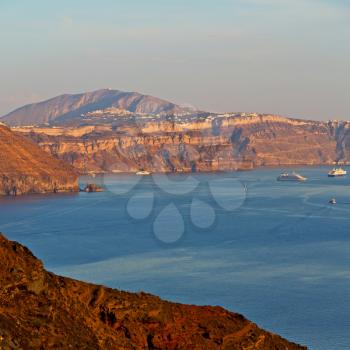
[16,114,349,173]
[0,124,78,195]
[0,233,307,349]
[1,89,195,126]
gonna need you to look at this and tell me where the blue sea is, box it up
[1,167,350,349]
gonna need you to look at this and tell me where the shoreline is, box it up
[0,187,79,198]
[81,163,342,176]
[2,164,343,197]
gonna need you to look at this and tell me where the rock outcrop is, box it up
[0,124,78,195]
[0,233,307,349]
[15,114,350,174]
[82,183,104,192]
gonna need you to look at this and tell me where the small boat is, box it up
[329,198,336,205]
[277,171,307,182]
[328,167,347,177]
[136,170,151,176]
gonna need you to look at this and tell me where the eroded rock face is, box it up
[0,125,78,195]
[0,233,307,349]
[16,114,350,174]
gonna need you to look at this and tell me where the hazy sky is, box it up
[1,0,349,120]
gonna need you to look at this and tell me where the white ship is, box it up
[329,198,337,205]
[136,170,151,175]
[328,167,347,177]
[277,171,307,182]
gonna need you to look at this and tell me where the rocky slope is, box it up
[1,89,195,126]
[0,233,307,349]
[0,124,78,195]
[15,114,350,173]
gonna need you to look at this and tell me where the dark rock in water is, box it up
[0,233,307,349]
[82,183,104,192]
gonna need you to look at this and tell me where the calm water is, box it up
[1,167,350,349]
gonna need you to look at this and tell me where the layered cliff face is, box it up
[15,114,348,174]
[0,124,78,195]
[0,233,307,349]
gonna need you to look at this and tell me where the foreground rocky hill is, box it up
[0,124,78,195]
[14,114,350,173]
[0,233,306,349]
[1,89,195,126]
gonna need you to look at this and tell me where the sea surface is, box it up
[1,167,350,349]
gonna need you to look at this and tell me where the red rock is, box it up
[0,124,78,195]
[0,233,307,349]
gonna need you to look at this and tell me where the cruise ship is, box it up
[328,167,347,177]
[277,171,307,182]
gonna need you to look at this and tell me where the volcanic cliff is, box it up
[0,124,78,195]
[0,233,306,349]
[3,90,350,174]
[14,114,350,174]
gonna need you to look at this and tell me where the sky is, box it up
[0,0,349,120]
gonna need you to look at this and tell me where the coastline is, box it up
[2,164,340,197]
[81,163,340,176]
